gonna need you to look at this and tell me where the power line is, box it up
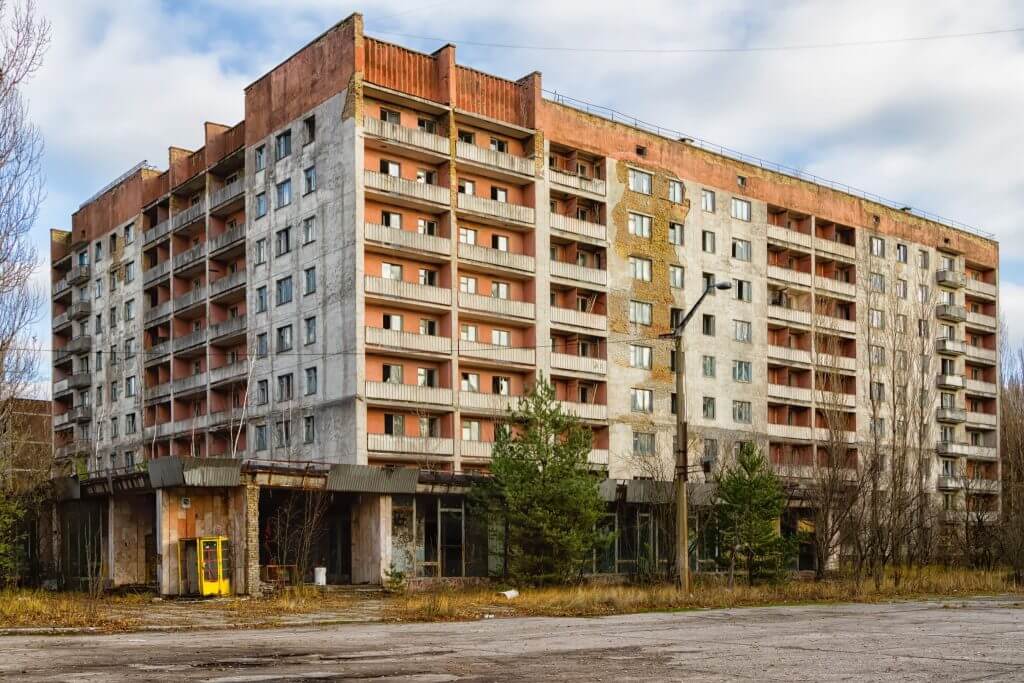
[367,27,1024,55]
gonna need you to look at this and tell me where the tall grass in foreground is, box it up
[0,589,142,630]
[388,567,1024,621]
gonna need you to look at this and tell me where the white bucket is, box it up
[314,566,327,586]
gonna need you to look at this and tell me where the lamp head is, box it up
[714,281,733,291]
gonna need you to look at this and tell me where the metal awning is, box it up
[148,456,242,488]
[326,464,419,494]
[626,479,674,504]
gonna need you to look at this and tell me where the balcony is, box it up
[363,170,450,206]
[210,271,246,298]
[767,384,812,403]
[767,224,813,250]
[550,353,607,376]
[934,338,965,355]
[965,277,997,299]
[53,372,91,395]
[767,423,813,441]
[460,440,494,459]
[209,407,247,428]
[365,222,451,257]
[144,219,171,246]
[561,401,607,421]
[456,140,535,177]
[967,478,1001,495]
[209,362,247,385]
[366,327,451,355]
[363,116,449,156]
[459,292,534,320]
[65,335,92,355]
[458,243,535,273]
[550,260,608,287]
[365,276,451,307]
[965,345,997,365]
[965,377,997,396]
[819,391,857,409]
[942,510,998,525]
[55,441,90,460]
[814,276,856,298]
[767,346,812,365]
[145,300,172,324]
[768,265,811,288]
[365,381,452,406]
[816,353,857,371]
[769,305,812,327]
[937,476,963,491]
[173,414,210,435]
[173,243,207,271]
[144,382,171,402]
[209,179,244,211]
[173,286,207,313]
[456,193,534,225]
[209,315,247,341]
[68,265,91,285]
[52,276,71,299]
[966,310,996,330]
[549,213,607,242]
[209,225,246,255]
[936,441,971,457]
[172,372,208,395]
[966,411,997,428]
[70,301,92,320]
[550,306,607,333]
[817,315,856,335]
[367,433,454,456]
[172,328,207,352]
[144,260,171,285]
[459,340,534,366]
[172,200,206,231]
[936,407,967,423]
[936,270,966,288]
[459,391,520,414]
[936,303,967,322]
[146,340,171,363]
[936,374,964,390]
[813,236,856,260]
[548,168,606,196]
[69,405,93,423]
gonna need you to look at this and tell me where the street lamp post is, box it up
[661,278,733,592]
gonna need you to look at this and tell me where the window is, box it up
[458,275,477,294]
[490,281,509,299]
[896,278,908,299]
[419,268,438,286]
[417,367,437,388]
[304,267,316,295]
[125,375,137,397]
[730,197,751,221]
[491,234,509,252]
[254,238,267,264]
[628,212,652,238]
[254,145,266,171]
[668,180,683,203]
[416,168,436,185]
[303,415,316,444]
[462,419,481,442]
[460,372,480,392]
[869,272,885,292]
[124,337,136,360]
[918,249,930,269]
[256,380,269,405]
[492,376,511,396]
[458,227,476,245]
[669,265,684,289]
[255,192,267,218]
[256,333,268,358]
[895,314,907,333]
[302,216,317,244]
[255,286,267,312]
[305,367,318,395]
[870,381,885,401]
[668,222,683,245]
[304,316,317,344]
[490,137,508,153]
[702,230,716,253]
[276,276,293,305]
[277,373,294,401]
[94,314,102,334]
[276,325,293,352]
[275,227,291,255]
[631,388,654,413]
[870,236,885,257]
[869,344,886,365]
[627,168,652,194]
[732,360,752,383]
[124,261,135,283]
[276,179,292,208]
[702,314,715,336]
[732,238,752,261]
[491,329,510,347]
[275,130,291,160]
[124,299,135,321]
[701,189,716,212]
[896,243,908,263]
[458,178,475,195]
[918,284,930,303]
[110,416,119,438]
[629,300,652,325]
[457,130,474,144]
[629,345,652,369]
[124,223,134,244]
[460,324,478,342]
[632,431,655,456]
[703,397,716,420]
[303,166,317,194]
[733,400,752,423]
[382,364,403,383]
[490,186,508,202]
[303,115,315,143]
[629,256,652,281]
[417,218,437,236]
[419,318,437,336]
[734,320,752,342]
[734,279,752,302]
[702,355,716,377]
[275,420,291,448]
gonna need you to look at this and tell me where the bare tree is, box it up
[999,333,1024,581]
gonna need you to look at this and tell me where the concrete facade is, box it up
[49,13,1000,590]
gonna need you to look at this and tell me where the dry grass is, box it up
[387,567,1024,622]
[0,590,142,631]
[209,587,358,620]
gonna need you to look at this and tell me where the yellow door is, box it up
[200,539,221,596]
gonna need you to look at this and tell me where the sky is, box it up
[22,0,1024,387]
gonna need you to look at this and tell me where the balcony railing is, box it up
[145,300,172,324]
[768,305,812,327]
[936,303,967,322]
[767,423,813,441]
[550,353,607,375]
[210,271,246,298]
[459,292,535,319]
[588,449,610,466]
[459,391,520,413]
[458,243,535,272]
[53,372,91,395]
[209,179,244,209]
[69,405,93,422]
[68,265,91,285]
[144,260,171,285]
[367,433,454,456]
[768,265,811,288]
[548,168,606,195]
[460,440,494,459]
[936,270,966,288]
[210,362,247,384]
[937,475,963,491]
[560,401,607,421]
[365,381,453,406]
[767,384,812,403]
[66,335,92,354]
[365,327,451,355]
[172,328,207,353]
[172,200,206,231]
[363,116,449,155]
[966,411,997,428]
[936,374,965,390]
[52,276,71,299]
[813,236,856,259]
[456,141,535,176]
[172,372,208,394]
[459,341,535,366]
[767,345,812,365]
[966,310,996,329]
[209,225,246,254]
[363,170,450,205]
[209,315,246,340]
[146,340,170,361]
[936,407,967,423]
[965,377,997,396]
[54,412,71,429]
[934,338,965,355]
[936,441,971,457]
[173,286,207,312]
[173,243,207,270]
[550,306,607,332]
[550,260,608,287]
[144,382,171,402]
[965,277,997,299]
[549,213,607,242]
[365,222,451,257]
[143,219,170,245]
[365,276,451,306]
[767,224,813,249]
[814,275,856,298]
[965,345,997,364]
[456,193,535,225]
[816,314,856,335]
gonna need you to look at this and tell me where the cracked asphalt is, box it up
[3,597,1023,681]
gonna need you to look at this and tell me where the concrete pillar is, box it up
[106,496,116,587]
[155,488,173,595]
[244,483,260,595]
[351,494,391,584]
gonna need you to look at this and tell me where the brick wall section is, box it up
[364,37,441,101]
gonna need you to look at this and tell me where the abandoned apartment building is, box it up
[47,13,1000,594]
